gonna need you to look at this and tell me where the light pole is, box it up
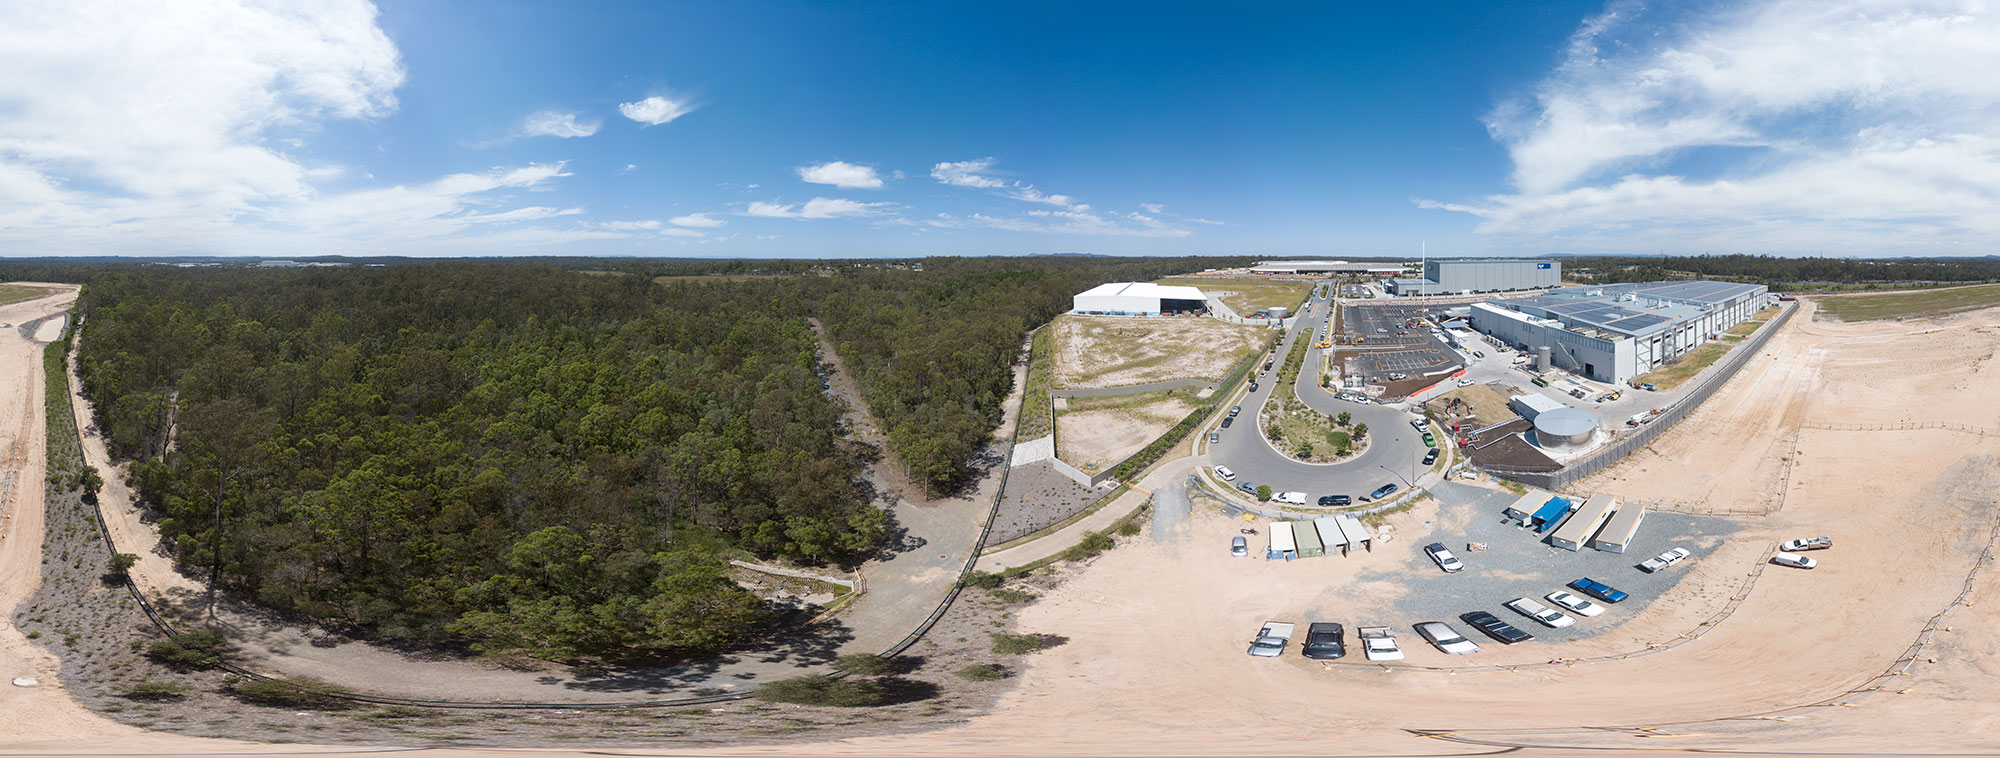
[1377,464,1412,488]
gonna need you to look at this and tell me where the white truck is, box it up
[1274,491,1309,505]
[1357,626,1404,661]
[1246,621,1296,658]
[1640,547,1693,573]
[1781,536,1833,552]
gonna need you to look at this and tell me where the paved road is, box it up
[1205,290,1434,503]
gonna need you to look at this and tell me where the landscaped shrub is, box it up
[954,664,1007,681]
[988,588,1038,604]
[963,571,1003,589]
[755,674,887,707]
[226,676,341,708]
[145,630,228,669]
[832,653,900,676]
[990,632,1049,655]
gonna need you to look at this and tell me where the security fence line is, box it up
[1486,301,1799,490]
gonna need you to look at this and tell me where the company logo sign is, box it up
[1537,263,1552,269]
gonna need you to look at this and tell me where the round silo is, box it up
[1532,407,1598,451]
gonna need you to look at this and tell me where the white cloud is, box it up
[287,163,575,240]
[742,197,892,220]
[1425,0,2000,253]
[601,219,663,230]
[1141,203,1164,214]
[670,212,725,227]
[619,94,695,126]
[798,161,884,189]
[1009,185,1074,207]
[931,208,1192,238]
[931,157,1008,188]
[519,109,600,139]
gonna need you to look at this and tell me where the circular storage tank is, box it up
[1533,407,1598,450]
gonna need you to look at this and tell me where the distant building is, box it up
[1250,260,1403,276]
[1468,280,1769,384]
[1071,282,1209,315]
[1389,259,1561,296]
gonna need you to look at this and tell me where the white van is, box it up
[1274,491,1308,505]
[1215,466,1237,482]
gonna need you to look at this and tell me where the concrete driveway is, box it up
[1205,291,1434,503]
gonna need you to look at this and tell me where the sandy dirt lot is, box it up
[1054,393,1197,471]
[6,295,2000,757]
[1052,315,1263,389]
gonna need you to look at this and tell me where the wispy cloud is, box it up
[798,161,884,189]
[931,158,1009,189]
[744,197,893,219]
[670,212,725,228]
[519,109,600,139]
[619,94,696,126]
[931,207,1192,238]
[1421,0,2000,253]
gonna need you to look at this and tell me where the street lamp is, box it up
[1377,464,1412,488]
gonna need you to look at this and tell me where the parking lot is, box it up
[1254,481,1740,662]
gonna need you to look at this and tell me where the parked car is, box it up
[1274,491,1308,505]
[1409,418,1427,431]
[1318,494,1352,507]
[1456,378,1474,387]
[1209,432,1220,444]
[1569,577,1630,603]
[1220,416,1234,429]
[1772,551,1818,569]
[1423,542,1464,573]
[1503,597,1574,628]
[1459,611,1534,644]
[1545,590,1605,617]
[1640,547,1693,572]
[1229,405,1242,417]
[1236,481,1259,495]
[1781,536,1833,552]
[1301,623,1346,660]
[1358,626,1404,661]
[1422,432,1437,447]
[1423,449,1439,465]
[1249,381,1260,391]
[1368,483,1399,500]
[1231,536,1248,558]
[1246,621,1295,658]
[1214,466,1236,481]
[1414,622,1480,655]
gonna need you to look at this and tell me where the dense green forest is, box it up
[1567,254,2000,289]
[2,256,1232,660]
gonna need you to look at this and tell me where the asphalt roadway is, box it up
[1206,290,1435,504]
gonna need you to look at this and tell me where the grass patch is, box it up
[1018,327,1055,440]
[1156,277,1312,315]
[1813,282,2000,321]
[755,675,887,707]
[989,633,1049,655]
[1632,341,1732,391]
[1494,479,1528,495]
[0,284,53,305]
[1723,319,1767,337]
[953,664,1007,682]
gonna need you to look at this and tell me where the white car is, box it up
[1215,466,1236,482]
[1640,547,1693,573]
[1455,378,1474,387]
[1772,551,1818,569]
[1781,536,1833,552]
[1415,622,1480,655]
[1504,597,1574,628]
[1358,626,1404,661]
[1545,591,1605,617]
[1423,542,1464,573]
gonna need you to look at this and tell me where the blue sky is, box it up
[4,1,1999,258]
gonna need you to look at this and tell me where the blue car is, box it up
[1568,577,1629,604]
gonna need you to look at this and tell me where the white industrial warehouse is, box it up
[1250,260,1406,276]
[1468,280,1770,384]
[1390,259,1562,296]
[1071,282,1210,316]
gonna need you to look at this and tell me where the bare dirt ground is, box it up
[987,462,1100,545]
[8,295,2000,757]
[1053,392,1196,472]
[1051,314,1262,389]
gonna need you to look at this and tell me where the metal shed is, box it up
[1313,516,1349,555]
[1549,492,1619,551]
[1294,520,1325,558]
[1335,515,1372,552]
[1530,496,1575,534]
[1589,501,1647,553]
[1268,521,1298,560]
[1502,489,1554,521]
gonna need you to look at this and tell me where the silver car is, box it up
[1231,536,1248,558]
[1414,622,1480,655]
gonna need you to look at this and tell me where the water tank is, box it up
[1536,345,1552,371]
[1268,306,1288,319]
[1533,407,1597,450]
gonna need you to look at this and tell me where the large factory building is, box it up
[1071,282,1209,315]
[1467,281,1770,384]
[1389,259,1562,296]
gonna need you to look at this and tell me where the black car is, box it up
[1459,611,1534,644]
[1367,483,1399,500]
[1229,405,1242,417]
[1220,416,1234,429]
[1236,481,1258,495]
[1317,494,1352,507]
[1301,622,1346,660]
[1422,448,1439,465]
[1249,381,1260,391]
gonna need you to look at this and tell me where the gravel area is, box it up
[1341,482,1740,644]
[989,461,1101,544]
